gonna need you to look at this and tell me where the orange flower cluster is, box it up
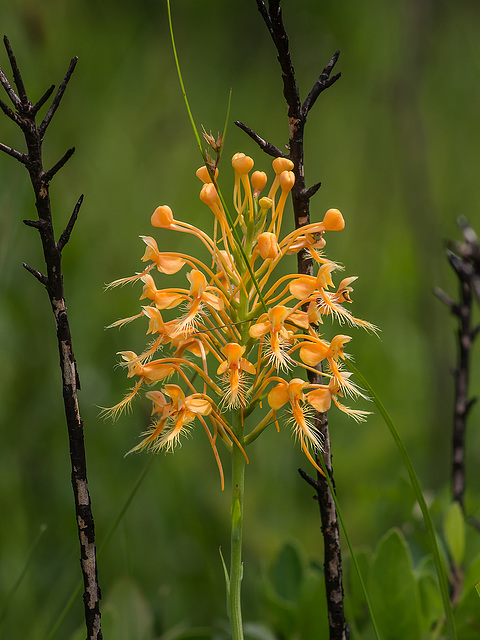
[107,153,375,485]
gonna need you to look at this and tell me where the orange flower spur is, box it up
[106,151,376,483]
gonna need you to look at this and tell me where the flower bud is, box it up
[257,232,280,259]
[199,182,218,206]
[279,170,295,192]
[251,171,267,197]
[196,165,219,183]
[322,208,345,231]
[259,197,273,211]
[151,205,175,228]
[232,152,254,175]
[272,157,294,174]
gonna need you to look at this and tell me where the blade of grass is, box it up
[166,0,268,314]
[44,457,154,640]
[316,455,382,640]
[350,362,457,640]
[0,524,47,626]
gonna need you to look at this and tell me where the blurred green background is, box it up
[1,0,479,637]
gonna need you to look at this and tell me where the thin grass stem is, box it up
[44,458,154,640]
[0,524,47,626]
[350,362,457,640]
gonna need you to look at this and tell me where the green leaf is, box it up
[101,577,154,640]
[351,363,457,640]
[369,528,422,640]
[454,586,480,639]
[464,554,480,595]
[344,549,373,633]
[416,556,443,633]
[269,541,304,604]
[243,621,278,640]
[444,501,465,566]
[297,566,329,639]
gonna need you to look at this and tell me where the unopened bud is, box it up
[200,182,218,206]
[279,170,295,192]
[257,232,280,259]
[272,157,294,174]
[251,171,267,196]
[196,165,219,183]
[151,205,175,228]
[259,197,273,211]
[232,152,254,175]
[322,208,345,231]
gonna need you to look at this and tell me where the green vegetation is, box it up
[1,1,479,638]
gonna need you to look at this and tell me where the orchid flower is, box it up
[107,152,375,482]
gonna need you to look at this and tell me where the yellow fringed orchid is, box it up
[107,152,375,483]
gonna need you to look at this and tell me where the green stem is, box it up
[229,411,246,640]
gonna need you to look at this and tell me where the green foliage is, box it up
[1,0,480,638]
[444,501,465,566]
[261,541,328,639]
[342,519,480,640]
[73,577,154,640]
[369,529,422,640]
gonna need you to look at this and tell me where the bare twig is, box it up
[44,146,76,183]
[435,218,480,510]
[57,194,84,252]
[301,50,341,116]
[0,141,26,163]
[0,38,102,639]
[241,2,347,638]
[32,83,55,116]
[22,261,48,285]
[38,56,78,137]
[233,120,285,158]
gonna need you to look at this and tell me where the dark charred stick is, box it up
[301,51,341,116]
[44,146,75,183]
[3,36,28,107]
[22,261,48,285]
[255,0,273,35]
[234,120,285,158]
[23,218,45,229]
[435,219,480,510]
[244,3,348,638]
[0,57,21,108]
[57,194,84,252]
[298,467,319,491]
[0,38,102,639]
[304,181,322,200]
[32,83,55,116]
[264,0,301,118]
[0,141,26,162]
[433,286,456,312]
[0,97,19,123]
[38,56,78,137]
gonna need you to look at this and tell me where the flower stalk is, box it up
[229,410,246,640]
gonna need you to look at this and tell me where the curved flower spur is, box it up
[106,152,375,484]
